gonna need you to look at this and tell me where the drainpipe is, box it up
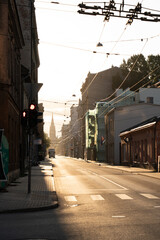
[129,135,132,167]
[153,122,157,171]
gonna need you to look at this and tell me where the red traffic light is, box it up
[22,111,27,118]
[29,104,36,110]
[21,110,28,128]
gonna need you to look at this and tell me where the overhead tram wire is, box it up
[60,22,131,130]
[59,78,160,145]
[58,63,160,141]
[37,1,160,102]
[102,33,160,44]
[40,40,131,56]
[70,15,108,101]
[115,73,160,106]
[36,0,77,8]
[39,33,160,45]
[100,72,160,119]
[40,20,128,100]
[81,23,129,97]
[39,99,78,106]
[63,66,160,139]
[99,63,160,117]
[37,1,160,133]
[60,71,160,144]
[98,65,160,118]
[35,6,76,13]
[83,29,160,108]
[97,20,107,44]
[34,1,160,16]
[81,13,132,97]
[44,110,68,116]
[78,1,160,22]
[59,76,160,145]
[99,37,149,102]
[35,0,78,13]
[67,63,160,134]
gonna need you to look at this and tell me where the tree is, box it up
[147,55,160,84]
[43,133,51,149]
[42,133,51,156]
[112,54,160,91]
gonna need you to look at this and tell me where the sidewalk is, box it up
[87,159,160,180]
[0,159,58,214]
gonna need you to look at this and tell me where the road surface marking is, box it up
[112,216,126,218]
[115,194,133,200]
[51,175,55,191]
[140,194,159,199]
[90,195,104,201]
[65,196,77,202]
[87,170,128,190]
[154,206,160,208]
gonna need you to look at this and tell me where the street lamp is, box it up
[96,42,103,47]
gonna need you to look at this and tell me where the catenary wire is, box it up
[99,37,149,102]
[81,23,128,97]
[98,65,160,118]
[59,72,160,144]
[66,64,160,135]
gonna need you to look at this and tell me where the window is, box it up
[146,97,153,104]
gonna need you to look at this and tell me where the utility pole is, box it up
[28,0,33,194]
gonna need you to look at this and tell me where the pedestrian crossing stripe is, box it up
[140,194,159,199]
[115,194,133,200]
[90,195,104,201]
[64,196,77,202]
[64,193,160,202]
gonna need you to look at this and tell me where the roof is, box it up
[120,116,160,137]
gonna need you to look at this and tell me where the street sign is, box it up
[34,139,42,145]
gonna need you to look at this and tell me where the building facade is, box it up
[120,116,160,170]
[0,0,24,181]
[80,67,122,159]
[0,0,40,182]
[105,103,160,165]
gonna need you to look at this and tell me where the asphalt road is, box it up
[1,156,160,240]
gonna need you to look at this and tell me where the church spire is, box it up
[49,113,56,148]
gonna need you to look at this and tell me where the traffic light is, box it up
[29,104,43,129]
[29,103,37,129]
[21,109,28,128]
[36,111,43,124]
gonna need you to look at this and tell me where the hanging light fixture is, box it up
[96,42,103,47]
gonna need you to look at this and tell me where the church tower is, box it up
[49,113,56,148]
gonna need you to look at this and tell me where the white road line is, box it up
[87,170,128,190]
[154,206,160,208]
[112,216,126,218]
[90,195,105,201]
[64,196,77,202]
[115,194,133,200]
[51,175,55,191]
[140,194,159,199]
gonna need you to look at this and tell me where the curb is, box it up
[0,161,59,214]
[0,201,59,214]
[86,159,160,180]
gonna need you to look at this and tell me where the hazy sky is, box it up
[35,0,160,136]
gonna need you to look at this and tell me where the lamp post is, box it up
[28,0,33,194]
